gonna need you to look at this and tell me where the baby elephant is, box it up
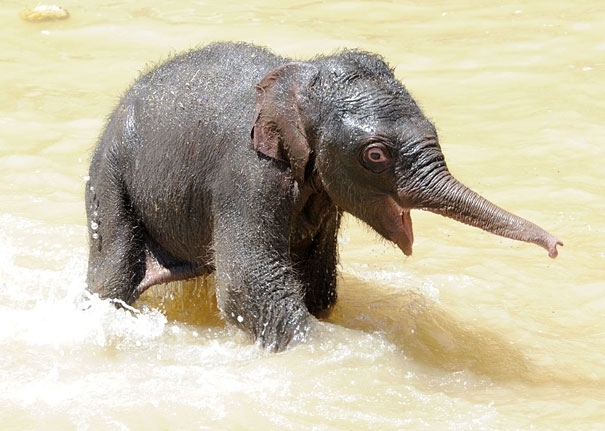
[86,42,562,351]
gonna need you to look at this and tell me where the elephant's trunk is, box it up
[407,175,563,258]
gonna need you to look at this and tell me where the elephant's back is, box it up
[112,43,287,263]
[142,42,285,84]
[131,42,286,123]
[121,42,287,163]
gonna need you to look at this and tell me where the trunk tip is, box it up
[547,237,564,259]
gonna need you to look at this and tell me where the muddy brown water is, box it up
[1,1,604,429]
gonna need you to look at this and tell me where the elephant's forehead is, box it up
[341,110,380,134]
[333,93,420,131]
[336,93,402,125]
[339,109,427,140]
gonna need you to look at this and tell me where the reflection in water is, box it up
[140,273,599,389]
[140,277,223,328]
[142,276,534,381]
[330,276,533,382]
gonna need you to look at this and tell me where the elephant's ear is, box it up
[251,63,318,184]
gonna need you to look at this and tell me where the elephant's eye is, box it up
[367,146,387,162]
[361,142,392,173]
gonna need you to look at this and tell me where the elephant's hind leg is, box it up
[135,237,213,295]
[85,167,145,304]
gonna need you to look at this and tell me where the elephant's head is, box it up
[251,51,562,258]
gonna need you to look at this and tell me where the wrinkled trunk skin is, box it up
[408,175,563,258]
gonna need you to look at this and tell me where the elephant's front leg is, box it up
[292,204,342,317]
[212,164,311,352]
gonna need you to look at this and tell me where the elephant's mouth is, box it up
[375,197,414,256]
